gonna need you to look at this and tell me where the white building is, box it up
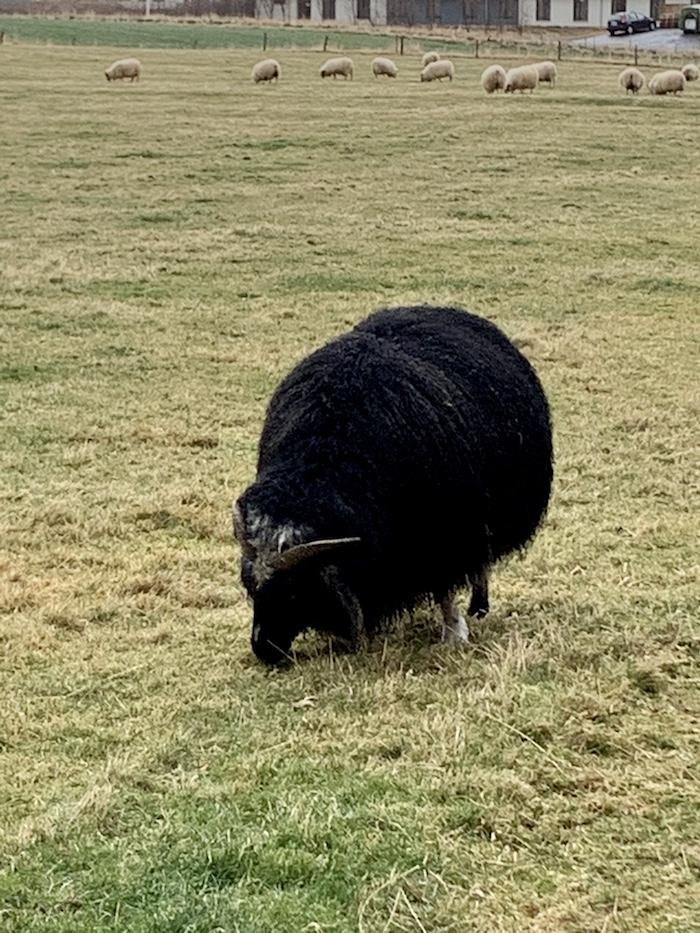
[256,0,387,24]
[256,0,653,28]
[520,0,651,28]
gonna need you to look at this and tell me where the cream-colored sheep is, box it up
[421,51,440,68]
[372,57,398,78]
[105,58,141,82]
[252,59,281,83]
[619,67,645,94]
[504,65,539,94]
[681,63,699,82]
[534,60,557,86]
[420,59,455,83]
[649,70,686,95]
[480,64,507,94]
[319,57,354,80]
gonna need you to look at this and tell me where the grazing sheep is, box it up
[681,63,699,82]
[480,64,507,94]
[619,67,645,94]
[421,51,440,68]
[252,58,281,84]
[234,305,553,666]
[319,56,354,80]
[372,56,398,78]
[104,58,141,82]
[534,60,557,86]
[649,70,686,95]
[420,60,455,83]
[504,64,539,93]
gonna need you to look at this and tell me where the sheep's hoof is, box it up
[445,618,470,646]
[441,595,471,646]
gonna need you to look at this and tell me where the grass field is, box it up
[0,15,428,51]
[1,38,699,932]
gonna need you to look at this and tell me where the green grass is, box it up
[0,15,424,51]
[1,42,699,932]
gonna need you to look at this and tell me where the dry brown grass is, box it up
[0,40,698,932]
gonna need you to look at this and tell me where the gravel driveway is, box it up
[572,28,700,53]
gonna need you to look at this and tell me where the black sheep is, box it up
[234,305,553,665]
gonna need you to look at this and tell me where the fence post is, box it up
[263,32,267,51]
[323,35,328,51]
[557,40,561,61]
[634,45,638,66]
[400,35,404,55]
[475,38,479,59]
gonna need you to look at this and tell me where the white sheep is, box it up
[252,59,281,84]
[649,70,686,95]
[319,57,354,80]
[480,64,507,94]
[504,64,539,94]
[619,67,645,94]
[534,60,557,87]
[420,60,455,83]
[372,57,398,78]
[421,52,440,68]
[105,58,141,82]
[681,63,699,82]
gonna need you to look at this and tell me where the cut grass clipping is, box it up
[1,36,699,933]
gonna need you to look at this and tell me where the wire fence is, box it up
[389,33,700,68]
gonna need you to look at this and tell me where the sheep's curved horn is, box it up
[270,537,361,574]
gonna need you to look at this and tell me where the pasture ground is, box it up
[1,40,699,932]
[0,16,403,51]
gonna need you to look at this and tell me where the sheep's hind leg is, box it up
[440,594,470,645]
[467,569,490,618]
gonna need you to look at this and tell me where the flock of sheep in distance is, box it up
[104,51,700,97]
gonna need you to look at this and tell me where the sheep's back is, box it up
[356,306,553,555]
[256,307,552,604]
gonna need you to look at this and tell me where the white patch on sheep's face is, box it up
[237,507,310,590]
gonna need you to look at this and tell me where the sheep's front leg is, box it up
[441,595,469,645]
[467,569,490,618]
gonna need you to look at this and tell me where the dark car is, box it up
[608,10,657,34]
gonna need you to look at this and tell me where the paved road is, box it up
[572,28,700,53]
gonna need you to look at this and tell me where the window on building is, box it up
[573,0,588,20]
[357,0,370,18]
[611,0,626,11]
[322,0,335,16]
[536,0,551,19]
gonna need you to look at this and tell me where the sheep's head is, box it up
[233,498,362,665]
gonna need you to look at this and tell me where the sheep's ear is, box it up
[269,537,361,574]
